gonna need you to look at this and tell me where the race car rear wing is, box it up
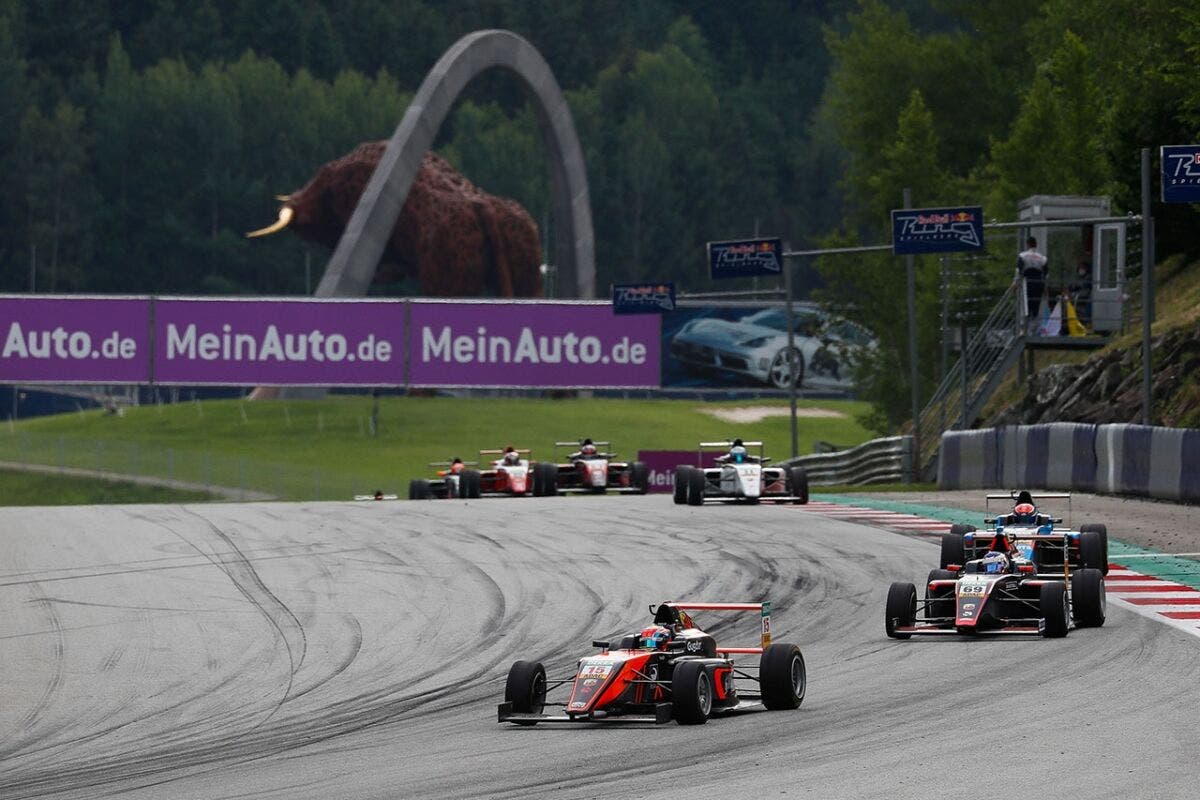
[699,441,764,448]
[429,460,478,467]
[985,492,1072,500]
[554,440,611,447]
[658,601,773,653]
[479,448,531,455]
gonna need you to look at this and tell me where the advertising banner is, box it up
[153,298,405,385]
[611,282,676,314]
[0,296,151,383]
[637,449,720,493]
[1161,145,1200,203]
[408,301,660,388]
[707,237,784,280]
[662,303,869,393]
[891,205,984,255]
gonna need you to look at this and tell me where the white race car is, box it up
[672,440,808,506]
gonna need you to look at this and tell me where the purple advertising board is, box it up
[636,449,722,493]
[0,296,151,383]
[153,298,405,385]
[408,301,660,388]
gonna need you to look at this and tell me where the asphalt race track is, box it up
[2,497,1199,799]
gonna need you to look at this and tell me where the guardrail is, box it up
[781,436,912,485]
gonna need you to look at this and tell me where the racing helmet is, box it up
[639,625,671,650]
[450,458,465,474]
[1012,502,1037,524]
[730,445,747,464]
[982,550,1009,574]
[504,450,520,465]
[581,439,597,455]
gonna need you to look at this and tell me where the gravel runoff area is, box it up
[859,489,1200,554]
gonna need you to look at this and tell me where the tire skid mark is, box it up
[0,583,65,760]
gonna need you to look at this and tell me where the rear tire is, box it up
[1071,568,1106,627]
[1040,581,1069,638]
[949,523,977,535]
[504,660,547,724]
[760,643,806,710]
[532,462,557,497]
[461,470,481,499]
[925,568,956,621]
[885,582,917,639]
[630,461,649,494]
[408,479,431,500]
[686,467,706,506]
[1078,530,1104,572]
[672,466,691,504]
[939,532,966,569]
[671,660,712,725]
[1079,523,1109,574]
[788,466,809,504]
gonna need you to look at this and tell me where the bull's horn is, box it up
[245,206,294,238]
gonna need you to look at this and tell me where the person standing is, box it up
[1015,236,1048,326]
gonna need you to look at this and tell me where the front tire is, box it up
[461,469,481,499]
[686,467,706,506]
[1071,568,1106,627]
[925,568,956,621]
[408,479,431,500]
[673,466,691,504]
[885,582,917,639]
[504,660,547,724]
[788,466,809,504]
[760,643,806,710]
[939,532,966,569]
[1040,581,1069,638]
[671,660,713,725]
[768,346,805,390]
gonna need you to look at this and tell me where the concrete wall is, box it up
[940,423,1200,503]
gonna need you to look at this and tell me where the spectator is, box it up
[1015,236,1048,327]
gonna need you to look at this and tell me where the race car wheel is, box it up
[768,346,804,390]
[460,470,481,499]
[760,643,806,710]
[925,568,956,621]
[1040,581,1070,638]
[408,479,432,500]
[1078,530,1105,572]
[686,467,706,506]
[672,466,691,504]
[885,582,917,639]
[630,461,650,494]
[788,466,809,505]
[1079,523,1109,574]
[939,532,966,569]
[949,523,976,535]
[504,660,547,724]
[671,660,713,725]
[1071,568,1106,627]
[532,462,557,497]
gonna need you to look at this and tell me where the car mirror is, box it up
[1052,518,1063,524]
[984,517,996,524]
[592,640,610,650]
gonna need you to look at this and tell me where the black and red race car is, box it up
[528,439,650,496]
[408,459,481,500]
[498,601,805,725]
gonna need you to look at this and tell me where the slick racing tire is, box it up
[671,660,713,725]
[925,568,956,621]
[686,467,707,506]
[788,466,809,505]
[673,466,691,504]
[408,479,432,500]
[460,469,481,499]
[885,582,917,639]
[504,660,547,725]
[760,643,806,710]
[630,461,650,494]
[939,532,966,569]
[1077,530,1105,572]
[767,346,804,390]
[532,462,558,497]
[1071,568,1106,627]
[949,523,976,536]
[1078,523,1109,573]
[1040,581,1070,638]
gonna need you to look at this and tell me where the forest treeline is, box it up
[1,1,1198,430]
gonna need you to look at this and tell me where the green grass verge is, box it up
[0,396,875,501]
[0,468,214,506]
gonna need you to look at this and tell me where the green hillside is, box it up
[0,396,874,501]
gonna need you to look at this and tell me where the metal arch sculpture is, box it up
[316,29,595,299]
